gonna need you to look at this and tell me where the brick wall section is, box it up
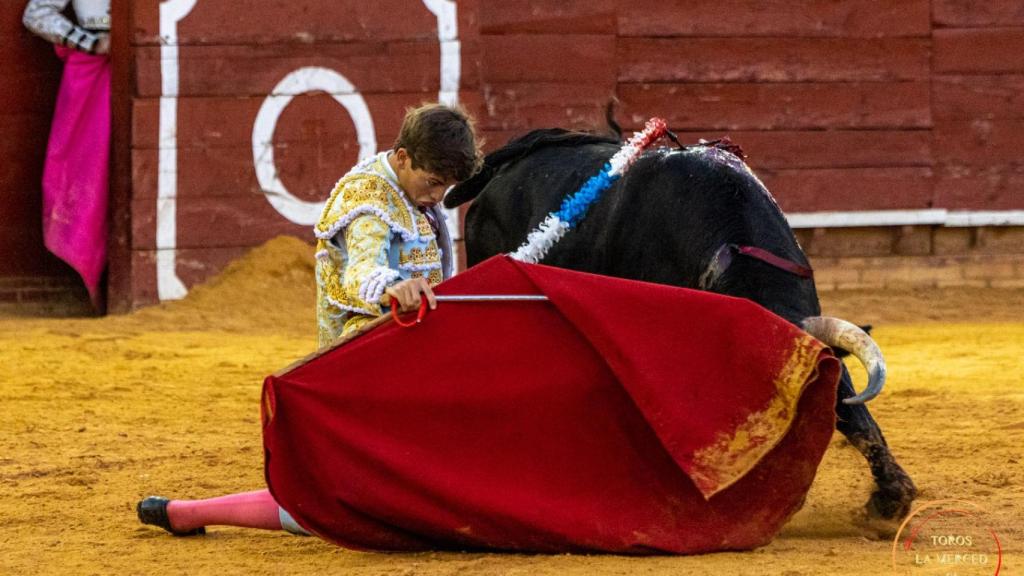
[800,228,1024,291]
[0,277,90,305]
[811,254,1024,291]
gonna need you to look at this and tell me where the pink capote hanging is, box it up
[42,46,110,307]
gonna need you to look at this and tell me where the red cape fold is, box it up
[262,256,839,553]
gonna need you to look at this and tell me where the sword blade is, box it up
[435,295,549,302]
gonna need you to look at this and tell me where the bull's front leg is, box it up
[834,364,918,520]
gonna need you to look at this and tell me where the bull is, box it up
[444,127,917,520]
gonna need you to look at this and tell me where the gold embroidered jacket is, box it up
[314,152,453,347]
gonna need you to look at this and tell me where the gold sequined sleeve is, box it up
[340,213,400,321]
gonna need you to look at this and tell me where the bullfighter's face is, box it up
[390,148,457,208]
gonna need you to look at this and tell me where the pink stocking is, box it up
[166,489,283,532]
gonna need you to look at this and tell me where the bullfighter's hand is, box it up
[383,278,437,312]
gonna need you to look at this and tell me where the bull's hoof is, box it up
[865,476,918,520]
[866,491,909,520]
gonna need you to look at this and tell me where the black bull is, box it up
[445,129,917,520]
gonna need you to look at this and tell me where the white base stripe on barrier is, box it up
[786,209,1024,229]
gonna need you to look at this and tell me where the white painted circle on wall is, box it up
[252,66,376,225]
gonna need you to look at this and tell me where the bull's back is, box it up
[463,143,820,323]
[465,142,618,267]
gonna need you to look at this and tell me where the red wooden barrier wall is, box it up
[0,4,79,302]
[2,2,1021,309]
[932,1,1024,209]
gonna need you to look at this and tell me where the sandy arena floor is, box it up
[1,237,1020,575]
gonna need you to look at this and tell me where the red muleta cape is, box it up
[262,256,840,554]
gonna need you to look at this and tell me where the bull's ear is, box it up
[442,184,469,208]
[444,167,491,208]
[604,98,622,140]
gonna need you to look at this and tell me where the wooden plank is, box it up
[0,24,65,70]
[934,28,1024,74]
[477,132,932,171]
[131,91,484,150]
[0,226,44,255]
[478,102,611,132]
[0,1,57,284]
[131,143,354,201]
[0,187,63,278]
[758,167,934,212]
[934,119,1024,166]
[618,82,931,130]
[131,93,491,214]
[478,130,930,172]
[129,165,939,249]
[618,38,929,83]
[933,0,1024,27]
[478,130,536,153]
[0,235,68,277]
[0,74,59,114]
[130,144,381,198]
[933,75,1024,120]
[667,130,932,170]
[457,0,483,40]
[134,39,481,98]
[133,95,371,149]
[477,131,929,171]
[129,242,325,308]
[128,248,158,309]
[130,0,451,46]
[107,0,136,312]
[0,172,46,198]
[131,100,491,199]
[0,117,50,175]
[0,190,43,235]
[126,0,158,47]
[131,193,312,250]
[934,175,1024,210]
[132,245,248,289]
[0,2,28,34]
[480,34,615,84]
[478,83,615,131]
[0,146,46,191]
[616,0,930,38]
[130,148,158,199]
[480,1,615,34]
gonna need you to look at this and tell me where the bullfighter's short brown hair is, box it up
[393,103,482,182]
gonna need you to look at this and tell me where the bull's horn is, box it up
[801,316,886,405]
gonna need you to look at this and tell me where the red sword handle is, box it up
[391,298,428,328]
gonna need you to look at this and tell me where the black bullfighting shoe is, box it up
[136,496,206,536]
